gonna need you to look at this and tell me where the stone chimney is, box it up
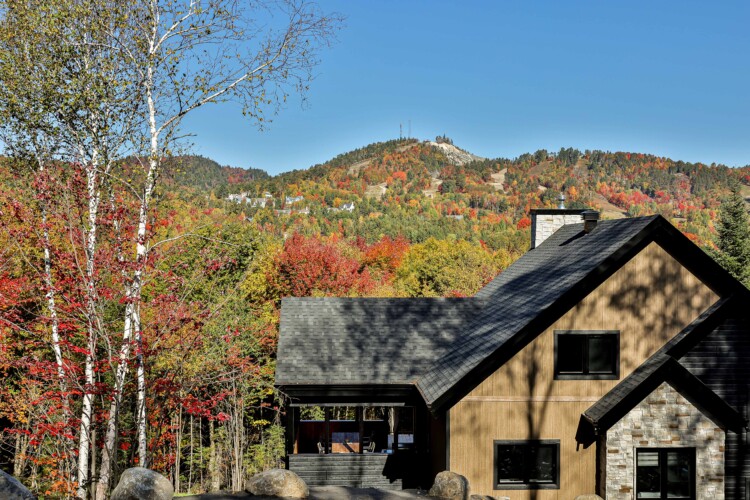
[530,208,591,249]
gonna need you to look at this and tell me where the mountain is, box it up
[207,137,749,251]
[163,155,269,191]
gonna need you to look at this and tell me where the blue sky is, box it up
[183,1,750,175]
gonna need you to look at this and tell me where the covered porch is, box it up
[282,386,445,490]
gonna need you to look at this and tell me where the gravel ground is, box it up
[180,486,428,500]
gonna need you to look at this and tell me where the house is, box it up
[285,195,305,205]
[227,192,248,203]
[275,208,750,498]
[248,197,272,208]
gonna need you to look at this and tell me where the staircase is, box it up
[288,454,403,490]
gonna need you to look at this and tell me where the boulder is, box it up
[0,470,36,500]
[110,467,174,500]
[429,471,469,500]
[246,469,309,499]
[575,496,604,500]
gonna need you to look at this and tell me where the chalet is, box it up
[276,209,750,499]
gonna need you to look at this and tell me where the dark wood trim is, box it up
[358,407,364,454]
[285,406,299,456]
[666,359,745,433]
[493,439,560,490]
[445,410,450,472]
[553,330,620,380]
[578,356,745,447]
[280,384,419,406]
[324,407,330,455]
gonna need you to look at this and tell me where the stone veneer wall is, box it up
[531,213,584,248]
[605,382,725,500]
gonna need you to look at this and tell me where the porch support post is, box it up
[285,406,298,457]
[358,407,364,454]
[324,407,331,454]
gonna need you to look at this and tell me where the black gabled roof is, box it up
[276,214,747,411]
[576,356,744,447]
[418,215,744,410]
[275,297,484,388]
[578,297,744,446]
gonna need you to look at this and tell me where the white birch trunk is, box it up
[94,297,133,500]
[77,149,102,499]
[40,191,65,397]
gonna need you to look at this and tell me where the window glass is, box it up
[637,451,661,498]
[588,335,616,373]
[494,440,559,489]
[555,331,619,379]
[557,335,584,373]
[666,451,692,498]
[495,445,525,482]
[529,444,556,483]
[636,449,694,500]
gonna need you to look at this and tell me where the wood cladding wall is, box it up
[448,242,719,498]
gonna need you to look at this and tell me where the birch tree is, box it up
[94,1,340,496]
[0,1,140,497]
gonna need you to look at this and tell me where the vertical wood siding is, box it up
[449,242,719,498]
[680,316,750,500]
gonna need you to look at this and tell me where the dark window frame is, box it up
[493,439,560,490]
[554,330,620,380]
[635,447,696,500]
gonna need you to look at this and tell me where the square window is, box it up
[493,440,560,490]
[636,448,695,500]
[554,330,619,380]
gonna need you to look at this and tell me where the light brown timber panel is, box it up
[449,242,718,497]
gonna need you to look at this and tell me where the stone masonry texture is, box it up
[531,213,584,248]
[605,382,724,500]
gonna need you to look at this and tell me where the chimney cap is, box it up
[581,210,600,221]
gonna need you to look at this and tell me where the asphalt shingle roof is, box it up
[277,215,734,410]
[416,216,657,406]
[276,297,484,386]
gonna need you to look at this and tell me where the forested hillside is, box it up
[162,155,269,191]
[215,138,750,250]
[1,138,748,497]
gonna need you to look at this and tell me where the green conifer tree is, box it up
[713,183,750,287]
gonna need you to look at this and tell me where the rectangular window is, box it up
[493,440,560,490]
[636,448,695,500]
[554,330,619,380]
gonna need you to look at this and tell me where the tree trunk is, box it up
[174,406,182,493]
[77,151,102,500]
[209,420,221,491]
[95,298,133,500]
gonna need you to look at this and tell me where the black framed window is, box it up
[493,440,559,490]
[554,330,619,379]
[636,448,695,500]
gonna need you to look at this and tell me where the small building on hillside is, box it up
[276,208,750,498]
[285,195,305,206]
